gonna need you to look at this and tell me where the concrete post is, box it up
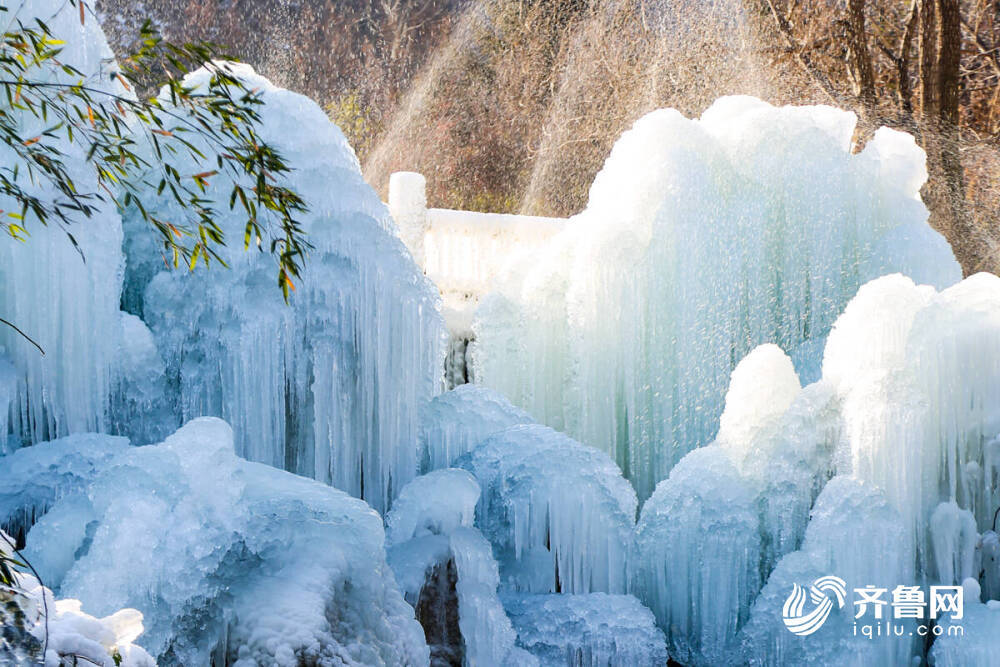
[388,172,429,268]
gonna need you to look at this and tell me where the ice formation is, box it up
[632,445,760,666]
[124,62,446,512]
[419,383,533,473]
[0,433,129,545]
[740,476,914,666]
[0,0,130,446]
[21,418,428,665]
[386,469,533,666]
[456,423,637,595]
[502,593,668,666]
[472,96,961,500]
[825,273,1000,574]
[1,530,155,666]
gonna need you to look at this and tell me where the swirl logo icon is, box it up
[782,575,847,636]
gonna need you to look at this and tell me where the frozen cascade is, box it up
[0,433,129,546]
[739,476,914,667]
[386,469,534,666]
[419,384,533,474]
[456,423,637,595]
[21,418,429,665]
[0,0,129,446]
[825,273,1000,573]
[502,593,668,666]
[129,63,446,513]
[632,445,760,666]
[472,96,961,500]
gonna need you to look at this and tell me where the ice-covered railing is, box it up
[387,172,567,333]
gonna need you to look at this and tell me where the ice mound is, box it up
[472,96,961,500]
[419,384,533,474]
[740,476,914,666]
[22,418,428,665]
[0,0,130,445]
[125,63,446,513]
[0,433,129,545]
[632,446,760,666]
[386,470,532,666]
[502,593,668,666]
[456,423,637,595]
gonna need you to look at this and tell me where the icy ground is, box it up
[3,1,1000,666]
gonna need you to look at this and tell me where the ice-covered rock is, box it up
[0,433,129,546]
[386,470,531,666]
[473,97,961,500]
[502,593,668,666]
[632,445,760,666]
[22,418,428,665]
[0,0,130,445]
[740,476,914,666]
[127,63,446,513]
[456,424,636,595]
[419,384,533,474]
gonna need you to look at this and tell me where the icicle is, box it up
[457,423,637,595]
[130,64,447,513]
[632,446,760,666]
[473,99,961,501]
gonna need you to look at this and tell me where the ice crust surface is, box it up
[0,433,129,545]
[472,97,961,500]
[21,418,428,666]
[0,0,132,446]
[632,445,760,666]
[502,593,668,666]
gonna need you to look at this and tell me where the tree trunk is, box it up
[919,0,980,274]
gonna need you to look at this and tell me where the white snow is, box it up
[472,97,961,500]
[2,529,155,666]
[22,418,428,665]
